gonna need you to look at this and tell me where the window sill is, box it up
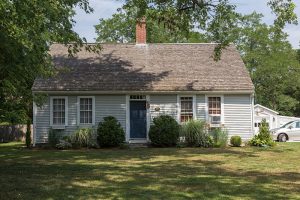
[209,123,225,128]
[77,124,95,128]
[51,125,66,130]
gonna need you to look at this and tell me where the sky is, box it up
[73,0,300,48]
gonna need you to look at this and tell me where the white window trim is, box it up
[146,95,150,141]
[77,96,95,126]
[205,95,224,125]
[50,96,68,127]
[177,95,196,123]
[126,95,130,142]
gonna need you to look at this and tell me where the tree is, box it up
[0,0,101,124]
[123,0,298,57]
[229,12,300,116]
[95,8,207,43]
[25,119,31,148]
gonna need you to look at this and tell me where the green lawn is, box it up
[1,143,300,200]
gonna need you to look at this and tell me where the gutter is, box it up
[32,90,255,95]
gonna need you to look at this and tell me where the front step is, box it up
[128,143,149,148]
[128,139,149,148]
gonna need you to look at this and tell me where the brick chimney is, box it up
[136,17,146,44]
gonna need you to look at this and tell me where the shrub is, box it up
[210,128,228,148]
[119,143,130,149]
[249,119,275,147]
[181,120,213,147]
[70,128,95,148]
[149,115,180,147]
[56,139,72,150]
[97,116,125,147]
[48,129,62,147]
[230,136,242,147]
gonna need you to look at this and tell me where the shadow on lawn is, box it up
[0,143,300,199]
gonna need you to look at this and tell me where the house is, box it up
[32,20,255,145]
[254,104,300,133]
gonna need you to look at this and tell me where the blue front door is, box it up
[130,101,147,139]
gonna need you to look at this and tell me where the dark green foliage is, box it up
[48,129,62,147]
[95,8,207,44]
[181,120,212,147]
[26,128,31,148]
[119,143,130,150]
[123,0,297,60]
[97,116,125,147]
[0,0,101,124]
[25,119,31,148]
[230,12,300,117]
[210,128,228,148]
[249,119,275,147]
[149,115,179,147]
[230,136,242,147]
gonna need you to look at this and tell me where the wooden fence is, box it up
[0,125,33,143]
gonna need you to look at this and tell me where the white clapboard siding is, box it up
[34,95,126,144]
[224,94,253,140]
[196,95,206,121]
[35,97,50,143]
[64,96,78,135]
[95,95,126,130]
[34,94,253,143]
[150,95,178,123]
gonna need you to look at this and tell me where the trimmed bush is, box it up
[97,116,125,147]
[181,120,212,147]
[230,136,242,147]
[249,119,275,147]
[56,139,72,150]
[210,128,228,148]
[149,115,180,147]
[48,129,62,147]
[70,128,96,148]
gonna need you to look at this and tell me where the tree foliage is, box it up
[230,13,300,116]
[95,8,207,43]
[249,118,275,147]
[0,0,100,123]
[122,0,298,57]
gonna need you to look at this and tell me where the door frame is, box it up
[126,95,150,142]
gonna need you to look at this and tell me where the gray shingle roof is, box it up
[32,43,254,92]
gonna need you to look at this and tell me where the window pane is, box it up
[208,97,221,115]
[79,98,93,124]
[80,104,84,110]
[88,112,92,123]
[180,97,193,122]
[52,98,66,125]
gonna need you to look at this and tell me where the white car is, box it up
[270,120,300,142]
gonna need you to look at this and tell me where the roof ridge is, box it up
[51,42,223,45]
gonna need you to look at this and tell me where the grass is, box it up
[1,143,300,200]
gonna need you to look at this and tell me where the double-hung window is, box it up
[51,97,68,126]
[78,97,95,125]
[208,97,221,124]
[180,97,194,122]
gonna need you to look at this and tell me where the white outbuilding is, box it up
[254,104,300,133]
